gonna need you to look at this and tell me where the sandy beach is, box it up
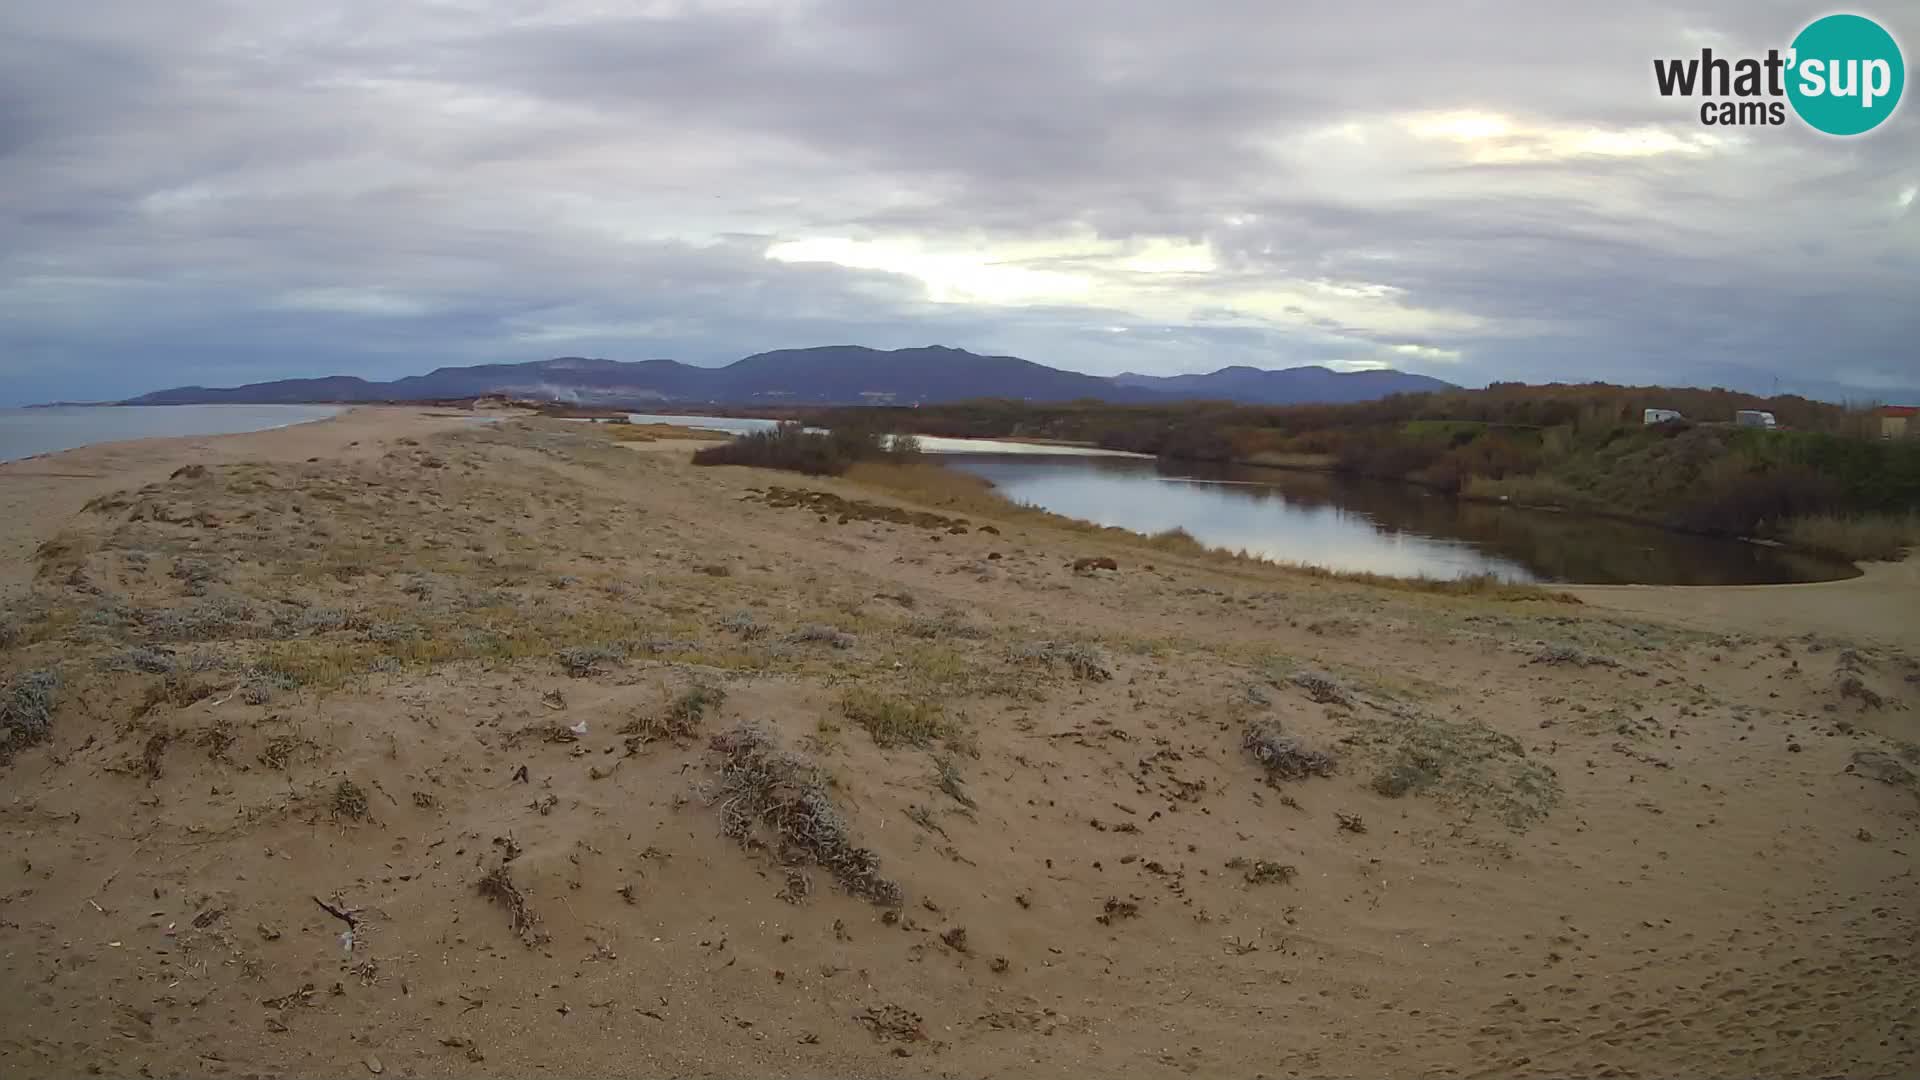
[2,409,1914,1078]
[1573,559,1920,654]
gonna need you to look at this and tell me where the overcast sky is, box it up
[2,1,1915,405]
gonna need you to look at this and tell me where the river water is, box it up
[947,454,1856,585]
[630,413,1856,585]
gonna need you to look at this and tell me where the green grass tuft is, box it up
[838,687,952,748]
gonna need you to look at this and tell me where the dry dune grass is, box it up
[596,422,731,443]
[1780,511,1920,563]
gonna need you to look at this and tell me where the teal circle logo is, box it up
[1787,14,1905,135]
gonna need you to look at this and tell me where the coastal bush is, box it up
[1346,708,1561,830]
[818,393,1915,545]
[845,461,1045,521]
[1461,473,1586,508]
[1416,431,1546,493]
[0,669,58,764]
[1005,639,1113,681]
[0,668,57,760]
[692,421,921,476]
[1147,526,1204,552]
[100,647,178,674]
[903,614,989,640]
[1242,719,1337,782]
[787,624,856,649]
[1779,512,1920,562]
[272,606,371,637]
[0,593,57,651]
[838,687,950,747]
[1290,669,1350,705]
[1530,643,1617,668]
[600,422,730,443]
[1056,642,1113,681]
[1668,457,1843,536]
[170,557,223,596]
[668,683,727,728]
[364,621,423,644]
[139,598,257,642]
[556,644,624,677]
[706,722,901,905]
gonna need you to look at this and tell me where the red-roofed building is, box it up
[1881,405,1918,440]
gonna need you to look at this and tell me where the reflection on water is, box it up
[623,414,1854,585]
[946,455,1858,586]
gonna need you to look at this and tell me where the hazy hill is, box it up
[123,348,1451,407]
[1111,364,1455,404]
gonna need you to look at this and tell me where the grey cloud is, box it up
[1,0,1916,405]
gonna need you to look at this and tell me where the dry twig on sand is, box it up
[478,863,547,946]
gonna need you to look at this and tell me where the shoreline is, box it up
[1,402,354,466]
[919,451,1867,589]
[1174,450,1887,574]
[1570,557,1920,651]
[818,452,1919,648]
[954,467,1879,593]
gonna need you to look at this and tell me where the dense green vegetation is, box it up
[691,421,921,475]
[1465,425,1920,540]
[819,383,1918,558]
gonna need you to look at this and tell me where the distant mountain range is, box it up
[122,346,1455,408]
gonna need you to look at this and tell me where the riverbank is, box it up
[829,398,1920,567]
[1573,558,1920,653]
[1,414,1914,1078]
[1216,449,1904,572]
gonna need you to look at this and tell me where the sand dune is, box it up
[1,412,1914,1078]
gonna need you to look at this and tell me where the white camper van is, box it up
[1735,410,1778,430]
[1643,408,1683,425]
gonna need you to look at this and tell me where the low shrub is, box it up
[706,723,901,904]
[1006,640,1113,681]
[1290,670,1349,705]
[557,644,624,677]
[839,687,950,747]
[692,421,920,477]
[100,647,178,675]
[1777,512,1919,563]
[1242,719,1337,781]
[1,669,58,764]
[787,624,856,649]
